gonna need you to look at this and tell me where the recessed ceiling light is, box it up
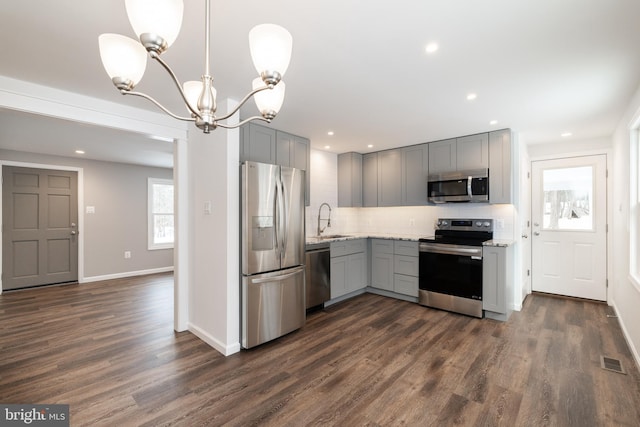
[367,144,373,148]
[75,150,85,154]
[561,132,572,137]
[489,120,498,125]
[425,42,439,53]
[327,131,334,136]
[324,145,331,150]
[466,93,477,101]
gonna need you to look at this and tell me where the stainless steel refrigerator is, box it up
[241,161,305,349]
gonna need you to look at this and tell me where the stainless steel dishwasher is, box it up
[305,245,330,310]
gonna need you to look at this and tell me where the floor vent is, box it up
[600,356,626,374]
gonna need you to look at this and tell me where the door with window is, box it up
[531,155,607,301]
[2,166,79,290]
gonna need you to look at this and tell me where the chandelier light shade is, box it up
[249,24,293,83]
[125,0,184,52]
[98,34,147,89]
[98,0,292,133]
[253,78,285,120]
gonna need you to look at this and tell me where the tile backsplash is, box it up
[306,149,516,240]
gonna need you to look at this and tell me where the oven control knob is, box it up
[483,221,491,227]
[475,221,482,227]
[441,220,448,227]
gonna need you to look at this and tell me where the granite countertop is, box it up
[305,233,424,249]
[483,239,516,247]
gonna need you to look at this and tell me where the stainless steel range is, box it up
[419,218,493,318]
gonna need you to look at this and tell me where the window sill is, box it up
[149,244,174,251]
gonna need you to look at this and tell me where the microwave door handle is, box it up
[467,175,473,197]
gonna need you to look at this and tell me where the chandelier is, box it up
[98,0,292,133]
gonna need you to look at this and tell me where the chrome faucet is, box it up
[317,202,332,236]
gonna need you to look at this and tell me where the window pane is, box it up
[542,166,593,230]
[153,184,174,214]
[153,214,174,244]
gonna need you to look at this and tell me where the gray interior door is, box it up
[2,166,78,290]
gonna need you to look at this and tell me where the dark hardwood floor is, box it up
[1,273,640,426]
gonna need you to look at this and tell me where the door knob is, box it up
[71,231,77,235]
[522,234,528,238]
[534,231,540,236]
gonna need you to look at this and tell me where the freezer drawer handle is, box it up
[250,270,301,284]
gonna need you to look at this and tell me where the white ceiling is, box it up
[1,0,639,168]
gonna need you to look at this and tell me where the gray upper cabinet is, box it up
[377,149,402,206]
[337,152,363,207]
[428,138,456,174]
[456,133,489,170]
[489,129,512,204]
[362,153,378,207]
[277,131,310,205]
[276,131,309,170]
[428,134,488,174]
[240,123,276,164]
[241,124,310,206]
[401,144,429,206]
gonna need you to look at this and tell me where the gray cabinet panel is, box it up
[401,144,429,206]
[276,131,293,167]
[489,129,512,204]
[394,274,419,297]
[394,254,419,276]
[377,149,402,206]
[393,240,418,256]
[456,133,489,170]
[482,244,514,320]
[428,138,456,174]
[337,152,363,207]
[363,153,378,207]
[371,252,394,291]
[240,123,276,164]
[330,239,367,299]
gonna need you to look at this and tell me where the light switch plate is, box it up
[86,206,95,214]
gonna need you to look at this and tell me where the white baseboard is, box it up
[81,266,174,283]
[611,301,640,371]
[188,322,241,356]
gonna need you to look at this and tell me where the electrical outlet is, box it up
[496,219,505,229]
[409,218,415,227]
[124,251,131,259]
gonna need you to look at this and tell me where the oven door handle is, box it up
[419,242,483,257]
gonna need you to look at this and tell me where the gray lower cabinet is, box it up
[371,239,394,290]
[482,244,514,321]
[363,153,378,207]
[371,239,419,297]
[330,239,367,299]
[337,152,363,207]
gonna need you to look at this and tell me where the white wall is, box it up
[611,84,640,367]
[186,99,240,356]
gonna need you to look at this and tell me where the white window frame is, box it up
[148,177,174,250]
[630,126,640,291]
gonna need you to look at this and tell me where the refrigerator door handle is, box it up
[280,178,289,255]
[275,175,286,256]
[249,269,301,284]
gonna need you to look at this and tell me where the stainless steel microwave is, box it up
[427,169,489,203]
